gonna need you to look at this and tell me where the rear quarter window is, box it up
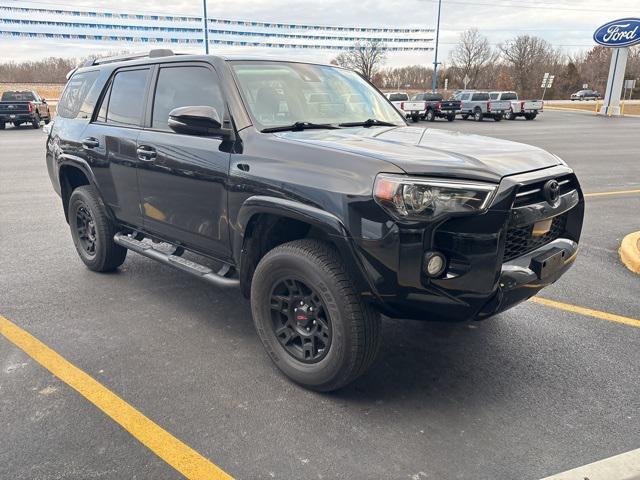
[57,71,100,119]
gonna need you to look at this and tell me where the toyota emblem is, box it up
[543,180,560,205]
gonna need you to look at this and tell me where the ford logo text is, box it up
[594,18,640,47]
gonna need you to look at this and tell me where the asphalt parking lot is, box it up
[1,110,639,480]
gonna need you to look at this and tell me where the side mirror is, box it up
[41,98,47,103]
[168,106,231,137]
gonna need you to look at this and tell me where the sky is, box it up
[0,0,639,66]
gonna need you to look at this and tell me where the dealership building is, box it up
[0,3,434,52]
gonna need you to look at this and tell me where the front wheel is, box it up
[68,185,127,272]
[461,113,469,120]
[474,109,483,122]
[251,239,381,391]
[493,114,502,122]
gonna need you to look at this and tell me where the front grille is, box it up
[512,174,578,208]
[503,213,567,262]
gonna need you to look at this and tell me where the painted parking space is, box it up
[1,111,639,479]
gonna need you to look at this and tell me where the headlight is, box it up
[373,174,497,221]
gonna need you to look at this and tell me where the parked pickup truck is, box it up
[403,92,460,122]
[384,92,409,117]
[46,50,584,391]
[453,91,510,122]
[490,91,543,121]
[0,90,52,129]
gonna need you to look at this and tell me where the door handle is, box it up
[82,137,100,149]
[137,145,157,162]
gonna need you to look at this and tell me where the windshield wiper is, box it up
[338,119,398,128]
[261,121,339,133]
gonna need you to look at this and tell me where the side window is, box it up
[490,93,499,100]
[57,70,99,119]
[104,69,150,127]
[151,65,224,131]
[461,94,470,101]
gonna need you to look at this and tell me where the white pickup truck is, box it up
[453,91,510,122]
[490,91,543,121]
[384,92,409,117]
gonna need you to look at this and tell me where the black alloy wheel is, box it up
[75,205,98,257]
[270,278,332,363]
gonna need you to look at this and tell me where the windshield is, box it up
[231,61,405,131]
[1,91,35,102]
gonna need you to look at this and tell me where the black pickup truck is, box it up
[46,50,584,391]
[0,90,52,129]
[403,92,461,122]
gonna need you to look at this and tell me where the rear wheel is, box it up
[461,113,469,120]
[411,114,420,123]
[524,113,537,120]
[425,109,436,122]
[68,185,127,272]
[493,114,502,122]
[506,111,516,120]
[447,113,455,122]
[474,108,483,122]
[31,114,40,129]
[251,239,381,391]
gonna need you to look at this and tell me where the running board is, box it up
[114,233,240,288]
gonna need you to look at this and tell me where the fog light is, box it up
[424,251,446,277]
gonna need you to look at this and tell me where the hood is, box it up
[274,126,562,183]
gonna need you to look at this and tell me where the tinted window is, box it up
[1,91,36,102]
[58,71,100,119]
[490,93,498,100]
[501,92,517,100]
[105,69,149,127]
[425,93,443,101]
[411,93,424,101]
[388,93,408,101]
[151,65,224,131]
[471,93,490,101]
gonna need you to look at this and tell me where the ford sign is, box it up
[594,18,640,47]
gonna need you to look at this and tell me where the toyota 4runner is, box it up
[46,50,584,391]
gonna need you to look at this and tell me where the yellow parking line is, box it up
[0,314,233,480]
[530,297,640,328]
[584,189,640,198]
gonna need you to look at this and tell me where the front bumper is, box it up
[352,165,584,321]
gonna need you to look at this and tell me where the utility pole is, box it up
[431,0,442,91]
[203,0,209,54]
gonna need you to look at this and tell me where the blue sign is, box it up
[594,18,640,47]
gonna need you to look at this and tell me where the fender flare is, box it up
[234,195,379,300]
[57,155,112,221]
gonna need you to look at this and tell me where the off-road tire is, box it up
[251,239,381,391]
[68,185,127,272]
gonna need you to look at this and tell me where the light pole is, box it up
[203,0,209,54]
[431,0,442,91]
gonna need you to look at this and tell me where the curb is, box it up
[544,106,640,118]
[619,231,640,274]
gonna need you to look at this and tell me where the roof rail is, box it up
[82,49,175,68]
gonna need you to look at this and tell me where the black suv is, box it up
[46,50,584,391]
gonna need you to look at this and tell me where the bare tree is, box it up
[499,35,560,97]
[333,40,387,81]
[449,29,495,88]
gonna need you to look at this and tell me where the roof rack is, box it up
[82,49,175,67]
